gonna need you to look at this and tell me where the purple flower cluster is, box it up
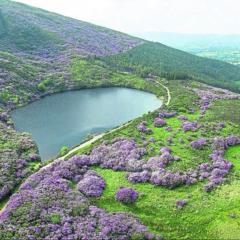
[0,124,41,201]
[90,138,146,171]
[191,84,240,115]
[190,138,207,150]
[225,136,240,146]
[137,121,153,134]
[115,187,138,204]
[204,151,232,192]
[127,147,186,188]
[1,130,239,239]
[154,118,167,127]
[125,135,239,191]
[127,171,151,183]
[0,155,159,239]
[202,136,240,192]
[77,171,106,197]
[182,121,199,132]
[150,170,187,189]
[178,115,188,121]
[149,137,156,142]
[159,111,177,118]
[165,126,173,132]
[184,135,239,191]
[160,147,171,154]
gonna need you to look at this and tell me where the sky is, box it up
[14,0,240,35]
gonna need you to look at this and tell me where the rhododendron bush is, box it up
[0,123,40,201]
[115,188,138,204]
[0,155,160,240]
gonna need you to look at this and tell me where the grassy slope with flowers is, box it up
[0,1,240,239]
[72,80,240,239]
[1,58,240,239]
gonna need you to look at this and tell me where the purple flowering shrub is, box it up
[176,200,188,209]
[77,170,106,197]
[83,137,232,192]
[150,170,187,189]
[0,156,157,239]
[0,122,239,239]
[127,171,151,183]
[90,138,146,170]
[88,134,238,192]
[137,121,153,134]
[165,126,173,132]
[0,123,40,201]
[190,138,207,150]
[154,118,167,127]
[126,146,188,189]
[182,121,199,132]
[115,187,138,204]
[178,115,188,121]
[92,134,240,192]
[159,112,177,118]
[191,84,240,115]
[203,136,240,192]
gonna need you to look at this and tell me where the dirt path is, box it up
[153,80,171,106]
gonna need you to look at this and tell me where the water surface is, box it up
[12,88,162,160]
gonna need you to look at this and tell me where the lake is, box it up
[11,88,162,160]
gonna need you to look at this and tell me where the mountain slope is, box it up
[0,0,144,110]
[0,0,142,57]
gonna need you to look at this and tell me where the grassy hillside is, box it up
[103,42,240,92]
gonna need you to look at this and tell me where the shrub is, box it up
[115,187,138,204]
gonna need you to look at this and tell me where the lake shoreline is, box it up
[11,87,163,161]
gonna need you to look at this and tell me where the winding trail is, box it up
[153,79,171,106]
[0,81,169,214]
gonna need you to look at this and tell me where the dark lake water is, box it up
[12,88,162,161]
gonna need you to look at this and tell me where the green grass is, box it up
[204,99,240,124]
[93,165,240,240]
[82,87,240,239]
[225,146,240,171]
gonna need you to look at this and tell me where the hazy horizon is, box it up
[14,0,240,36]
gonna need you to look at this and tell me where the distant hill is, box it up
[132,32,240,65]
[132,32,240,50]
